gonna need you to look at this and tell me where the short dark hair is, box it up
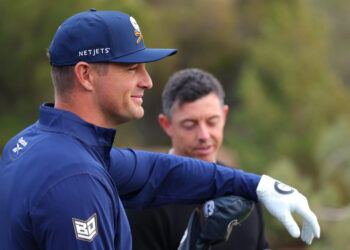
[51,65,76,96]
[50,63,109,97]
[162,68,225,119]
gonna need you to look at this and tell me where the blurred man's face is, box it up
[159,93,228,163]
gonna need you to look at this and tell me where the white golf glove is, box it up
[256,175,320,245]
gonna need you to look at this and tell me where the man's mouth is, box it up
[194,145,213,155]
[131,95,143,104]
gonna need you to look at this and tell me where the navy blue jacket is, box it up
[0,103,260,250]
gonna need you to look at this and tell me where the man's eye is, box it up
[208,121,218,127]
[127,64,138,71]
[181,122,196,130]
[183,125,194,130]
[207,118,219,127]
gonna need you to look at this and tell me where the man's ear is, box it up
[222,105,229,125]
[158,113,173,136]
[74,62,95,91]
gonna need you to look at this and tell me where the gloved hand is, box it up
[256,175,320,245]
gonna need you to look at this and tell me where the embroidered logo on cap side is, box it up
[130,16,143,44]
[72,213,98,242]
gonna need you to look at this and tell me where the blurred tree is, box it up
[229,0,350,174]
[308,118,350,249]
[310,0,350,88]
[227,0,350,248]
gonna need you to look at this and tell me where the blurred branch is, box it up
[324,147,350,171]
[316,204,350,221]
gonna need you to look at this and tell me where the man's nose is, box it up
[139,64,153,89]
[197,124,210,140]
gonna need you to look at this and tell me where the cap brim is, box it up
[109,48,177,63]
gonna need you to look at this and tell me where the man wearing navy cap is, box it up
[0,9,320,250]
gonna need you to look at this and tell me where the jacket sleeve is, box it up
[109,148,261,209]
[30,173,119,250]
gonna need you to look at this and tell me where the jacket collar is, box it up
[37,103,116,148]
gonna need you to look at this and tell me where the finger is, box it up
[295,205,320,238]
[280,212,300,238]
[310,212,320,238]
[301,222,314,245]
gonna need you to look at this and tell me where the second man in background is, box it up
[126,68,270,250]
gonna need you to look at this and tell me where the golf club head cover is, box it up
[178,195,254,250]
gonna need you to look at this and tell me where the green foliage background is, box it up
[1,0,350,248]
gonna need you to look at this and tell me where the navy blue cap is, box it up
[49,9,177,66]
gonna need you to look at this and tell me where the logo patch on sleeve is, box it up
[72,213,98,242]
